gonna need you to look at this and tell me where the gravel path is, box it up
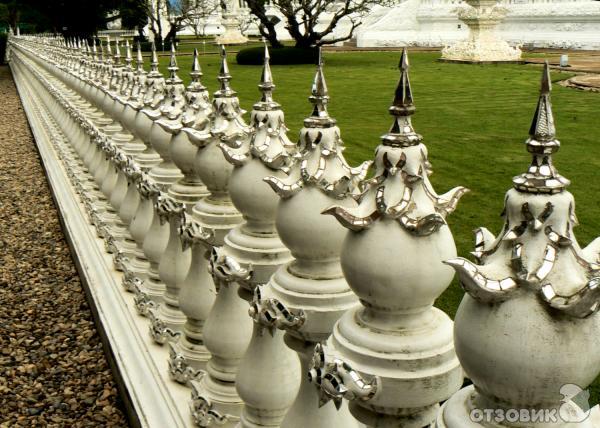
[0,66,129,427]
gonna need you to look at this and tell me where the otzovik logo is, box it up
[469,384,592,424]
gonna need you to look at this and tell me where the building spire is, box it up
[305,47,335,127]
[512,62,570,194]
[91,38,97,62]
[216,45,236,96]
[382,47,422,147]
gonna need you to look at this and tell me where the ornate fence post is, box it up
[168,48,211,207]
[134,41,163,170]
[217,44,301,428]
[148,43,185,188]
[115,40,146,159]
[149,195,191,343]
[310,49,467,427]
[190,46,244,241]
[187,46,248,427]
[262,49,368,428]
[122,42,155,166]
[436,63,600,428]
[168,215,217,385]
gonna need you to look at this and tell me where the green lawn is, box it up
[152,50,600,404]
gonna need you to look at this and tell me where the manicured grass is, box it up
[153,50,600,404]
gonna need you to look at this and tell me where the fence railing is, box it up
[7,34,600,428]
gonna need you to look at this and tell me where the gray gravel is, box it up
[0,65,129,427]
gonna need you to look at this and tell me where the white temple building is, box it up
[354,0,600,50]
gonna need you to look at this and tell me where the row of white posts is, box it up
[6,34,600,428]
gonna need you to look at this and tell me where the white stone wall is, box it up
[357,0,600,50]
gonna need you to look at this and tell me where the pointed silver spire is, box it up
[114,38,122,66]
[258,42,276,106]
[148,41,161,76]
[167,42,181,82]
[382,48,422,147]
[189,48,204,87]
[513,62,570,194]
[528,61,555,142]
[105,36,113,64]
[216,45,236,96]
[136,41,145,73]
[98,39,104,63]
[305,47,335,127]
[124,39,132,69]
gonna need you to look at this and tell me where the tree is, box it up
[0,0,123,37]
[144,0,167,44]
[119,0,149,39]
[246,0,395,49]
[143,0,201,44]
[0,1,19,33]
[164,0,203,42]
[182,0,220,38]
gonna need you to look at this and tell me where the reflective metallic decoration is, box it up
[309,344,378,410]
[220,44,298,172]
[108,38,123,94]
[184,45,248,428]
[199,43,301,428]
[158,43,187,122]
[168,342,205,385]
[133,280,157,316]
[323,52,467,236]
[264,48,370,200]
[208,247,252,292]
[148,308,182,344]
[190,383,230,427]
[153,193,190,337]
[248,287,305,334]
[210,45,252,146]
[180,49,213,132]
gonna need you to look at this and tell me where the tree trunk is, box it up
[260,23,283,49]
[165,26,178,44]
[294,36,317,49]
[246,0,283,48]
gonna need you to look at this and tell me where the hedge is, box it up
[236,46,318,65]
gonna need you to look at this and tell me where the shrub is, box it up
[0,33,7,65]
[236,46,318,65]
